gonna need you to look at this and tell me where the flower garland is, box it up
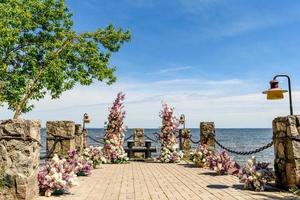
[102,92,128,164]
[238,156,274,191]
[159,104,183,163]
[38,154,79,197]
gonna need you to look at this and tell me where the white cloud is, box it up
[178,0,300,38]
[1,77,298,128]
[150,66,192,75]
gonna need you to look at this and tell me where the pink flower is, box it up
[102,92,128,164]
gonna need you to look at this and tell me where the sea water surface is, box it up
[41,128,274,166]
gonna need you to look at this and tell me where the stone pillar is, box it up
[46,121,75,158]
[273,115,300,189]
[82,129,88,149]
[0,119,41,200]
[200,122,215,150]
[179,129,191,158]
[133,128,145,158]
[75,124,84,152]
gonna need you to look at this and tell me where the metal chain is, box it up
[40,139,59,160]
[291,136,300,142]
[87,135,104,144]
[213,138,274,155]
[145,135,159,143]
[189,137,200,144]
[124,134,133,141]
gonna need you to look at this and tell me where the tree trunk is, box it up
[13,108,21,119]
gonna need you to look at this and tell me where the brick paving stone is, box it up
[37,162,298,200]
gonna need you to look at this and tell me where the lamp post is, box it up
[179,114,186,129]
[82,113,91,130]
[178,114,185,150]
[262,74,293,115]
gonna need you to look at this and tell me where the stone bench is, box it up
[125,140,157,159]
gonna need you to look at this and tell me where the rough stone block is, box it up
[0,119,40,200]
[200,122,215,150]
[133,128,145,158]
[46,121,75,157]
[273,115,300,189]
[180,129,191,158]
[75,124,84,152]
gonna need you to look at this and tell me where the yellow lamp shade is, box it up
[262,80,287,100]
[262,88,287,100]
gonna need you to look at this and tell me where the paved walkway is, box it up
[38,162,298,200]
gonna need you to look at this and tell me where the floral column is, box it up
[102,92,128,164]
[159,104,182,163]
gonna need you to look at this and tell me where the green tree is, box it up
[0,0,130,119]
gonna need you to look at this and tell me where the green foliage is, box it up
[0,0,130,118]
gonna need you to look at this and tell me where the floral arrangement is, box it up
[38,154,79,197]
[238,156,274,191]
[160,147,183,163]
[66,150,93,176]
[159,103,182,163]
[192,144,212,168]
[82,146,107,168]
[207,150,240,175]
[102,92,128,164]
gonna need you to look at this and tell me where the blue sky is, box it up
[2,0,300,128]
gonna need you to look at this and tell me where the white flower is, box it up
[52,154,60,163]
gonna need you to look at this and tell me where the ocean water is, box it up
[41,128,274,166]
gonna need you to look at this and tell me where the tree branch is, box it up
[13,36,74,119]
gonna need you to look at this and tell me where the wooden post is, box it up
[127,141,134,158]
[145,141,152,158]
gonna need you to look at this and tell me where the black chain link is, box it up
[213,138,274,155]
[145,135,159,143]
[189,137,201,144]
[124,134,133,141]
[40,139,59,160]
[87,135,104,144]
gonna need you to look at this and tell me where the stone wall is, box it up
[74,124,86,152]
[200,122,215,150]
[0,119,40,200]
[179,129,191,158]
[273,115,300,189]
[82,129,88,149]
[46,121,75,157]
[133,128,144,158]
